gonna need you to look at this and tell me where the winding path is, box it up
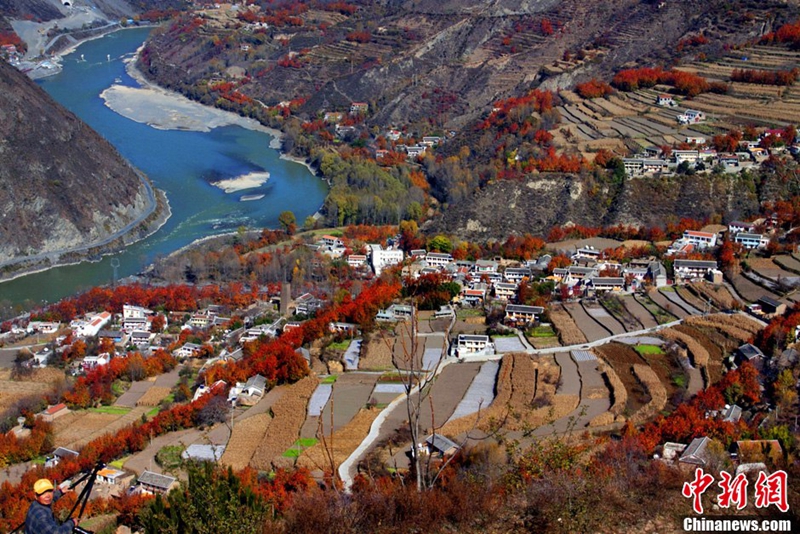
[0,169,160,270]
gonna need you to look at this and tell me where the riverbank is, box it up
[0,186,171,285]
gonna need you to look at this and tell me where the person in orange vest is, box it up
[25,479,74,534]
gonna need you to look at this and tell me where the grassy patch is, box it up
[492,333,517,338]
[457,308,484,319]
[672,374,687,388]
[328,339,351,351]
[146,407,160,417]
[282,438,319,457]
[31,456,46,465]
[89,406,132,415]
[527,325,556,337]
[109,456,129,469]
[155,445,184,469]
[321,375,338,384]
[635,345,664,355]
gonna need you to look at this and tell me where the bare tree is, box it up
[385,304,453,491]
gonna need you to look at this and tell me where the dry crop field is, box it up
[593,344,651,417]
[135,387,172,407]
[444,354,575,436]
[0,368,63,412]
[297,408,381,472]
[548,304,588,345]
[687,283,737,310]
[236,376,319,471]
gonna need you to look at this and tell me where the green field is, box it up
[635,345,664,355]
[328,339,351,350]
[528,325,557,338]
[282,438,319,458]
[321,375,338,384]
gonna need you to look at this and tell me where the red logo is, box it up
[682,468,715,514]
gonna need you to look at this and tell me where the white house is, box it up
[425,252,454,268]
[677,109,705,124]
[173,343,204,359]
[123,305,152,320]
[682,230,717,249]
[347,254,367,268]
[505,304,544,324]
[729,221,756,234]
[656,94,677,107]
[494,282,518,301]
[73,312,112,338]
[27,321,60,335]
[455,334,492,356]
[734,232,769,250]
[369,244,404,275]
[673,259,718,281]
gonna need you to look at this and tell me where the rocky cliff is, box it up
[0,59,153,266]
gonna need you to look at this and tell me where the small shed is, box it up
[679,437,711,467]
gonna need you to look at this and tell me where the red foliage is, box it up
[575,79,613,99]
[731,68,799,86]
[677,34,709,52]
[346,31,371,43]
[540,19,554,36]
[761,20,800,47]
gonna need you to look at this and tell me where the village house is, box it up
[123,316,149,334]
[349,102,368,114]
[347,254,367,268]
[682,230,717,249]
[369,244,405,275]
[323,112,343,123]
[622,158,669,177]
[72,312,112,338]
[673,259,719,282]
[294,293,324,316]
[405,145,427,159]
[421,136,443,147]
[474,259,499,273]
[673,150,700,165]
[505,304,544,324]
[656,94,677,107]
[329,321,359,335]
[504,267,531,283]
[136,470,177,496]
[32,347,53,367]
[82,353,110,372]
[678,436,711,467]
[677,109,706,124]
[26,321,61,335]
[728,220,756,234]
[45,447,78,468]
[123,304,152,320]
[173,342,204,359]
[422,434,460,457]
[39,404,69,423]
[454,334,492,357]
[493,282,518,301]
[96,467,132,489]
[130,331,152,348]
[586,277,626,295]
[735,343,766,372]
[425,252,454,268]
[734,232,769,250]
[685,136,706,145]
[755,295,787,318]
[461,287,486,306]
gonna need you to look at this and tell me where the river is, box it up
[0,28,327,308]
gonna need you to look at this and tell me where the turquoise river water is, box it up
[0,27,327,307]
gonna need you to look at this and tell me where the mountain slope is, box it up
[0,59,153,265]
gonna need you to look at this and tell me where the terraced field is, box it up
[563,301,610,341]
[582,300,626,335]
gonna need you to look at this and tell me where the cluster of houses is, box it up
[622,112,798,178]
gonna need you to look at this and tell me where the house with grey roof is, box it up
[136,470,177,495]
[679,437,711,467]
